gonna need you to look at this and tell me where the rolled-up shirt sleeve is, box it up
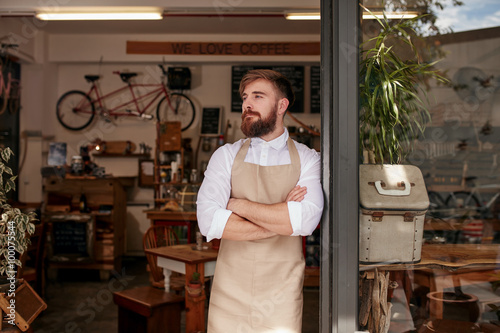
[196,145,234,241]
[288,146,323,236]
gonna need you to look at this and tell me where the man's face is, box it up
[240,79,279,138]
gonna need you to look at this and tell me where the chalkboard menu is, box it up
[52,218,93,257]
[200,107,222,136]
[231,66,304,113]
[310,66,321,114]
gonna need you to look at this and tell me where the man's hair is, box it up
[239,69,295,108]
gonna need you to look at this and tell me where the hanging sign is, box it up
[126,41,320,56]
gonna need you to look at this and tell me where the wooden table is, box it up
[359,244,500,333]
[145,243,218,333]
[360,244,500,272]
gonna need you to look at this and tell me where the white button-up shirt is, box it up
[197,128,323,241]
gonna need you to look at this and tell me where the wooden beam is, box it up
[126,41,320,56]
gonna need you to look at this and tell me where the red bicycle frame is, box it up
[78,74,169,117]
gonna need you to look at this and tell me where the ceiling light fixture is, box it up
[285,11,419,20]
[363,11,419,19]
[35,10,163,21]
[285,12,321,20]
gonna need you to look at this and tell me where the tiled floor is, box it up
[30,256,320,333]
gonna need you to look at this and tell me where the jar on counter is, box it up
[71,156,84,175]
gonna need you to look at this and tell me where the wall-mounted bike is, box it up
[56,64,195,131]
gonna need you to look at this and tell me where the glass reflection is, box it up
[359,1,500,332]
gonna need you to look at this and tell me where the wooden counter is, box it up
[43,176,131,276]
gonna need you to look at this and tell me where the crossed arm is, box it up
[221,185,307,241]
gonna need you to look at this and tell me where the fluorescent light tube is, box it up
[285,11,419,20]
[362,12,418,19]
[36,11,163,21]
[285,13,321,20]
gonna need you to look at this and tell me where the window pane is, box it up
[359,1,500,332]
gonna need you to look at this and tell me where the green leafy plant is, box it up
[190,271,201,283]
[0,147,36,276]
[359,7,449,164]
[186,271,202,296]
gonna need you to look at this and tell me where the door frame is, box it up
[320,0,360,332]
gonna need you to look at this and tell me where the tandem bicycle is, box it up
[56,64,195,131]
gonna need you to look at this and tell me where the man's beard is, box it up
[241,105,278,138]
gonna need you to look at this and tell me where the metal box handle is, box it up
[374,180,411,196]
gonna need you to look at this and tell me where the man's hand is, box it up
[227,185,307,213]
[225,184,308,236]
[286,185,307,202]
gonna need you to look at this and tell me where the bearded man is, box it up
[197,69,324,332]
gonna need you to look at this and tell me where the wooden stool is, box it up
[113,286,184,333]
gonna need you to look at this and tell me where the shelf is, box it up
[93,153,150,158]
[44,210,113,217]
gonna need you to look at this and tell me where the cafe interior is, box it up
[0,0,500,332]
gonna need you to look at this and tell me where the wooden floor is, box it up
[30,256,320,333]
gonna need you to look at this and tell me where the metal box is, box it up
[359,164,429,263]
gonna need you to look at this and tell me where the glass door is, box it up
[356,1,500,332]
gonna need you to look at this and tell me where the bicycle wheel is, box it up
[156,93,195,131]
[427,191,448,218]
[8,80,20,114]
[445,191,481,218]
[56,90,95,131]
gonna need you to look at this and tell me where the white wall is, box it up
[12,30,320,254]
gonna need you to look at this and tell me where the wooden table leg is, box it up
[185,263,206,333]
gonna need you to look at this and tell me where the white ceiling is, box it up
[0,0,322,35]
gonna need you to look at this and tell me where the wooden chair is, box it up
[113,285,184,333]
[111,226,186,332]
[17,223,46,298]
[143,226,185,292]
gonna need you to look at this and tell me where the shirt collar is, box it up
[250,127,289,150]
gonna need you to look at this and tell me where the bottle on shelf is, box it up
[79,193,89,213]
[217,133,224,147]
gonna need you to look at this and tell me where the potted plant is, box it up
[0,147,37,280]
[358,10,449,333]
[359,7,448,164]
[186,271,202,297]
[0,147,47,331]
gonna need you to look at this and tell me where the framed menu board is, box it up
[51,215,94,258]
[310,66,321,114]
[231,65,304,113]
[200,107,222,136]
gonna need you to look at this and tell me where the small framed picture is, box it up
[200,107,222,137]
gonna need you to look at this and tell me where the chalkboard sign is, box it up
[200,107,222,136]
[52,216,93,257]
[231,66,304,113]
[310,66,321,114]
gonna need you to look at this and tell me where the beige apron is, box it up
[208,138,305,333]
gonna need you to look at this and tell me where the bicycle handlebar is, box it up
[107,67,167,77]
[158,64,168,76]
